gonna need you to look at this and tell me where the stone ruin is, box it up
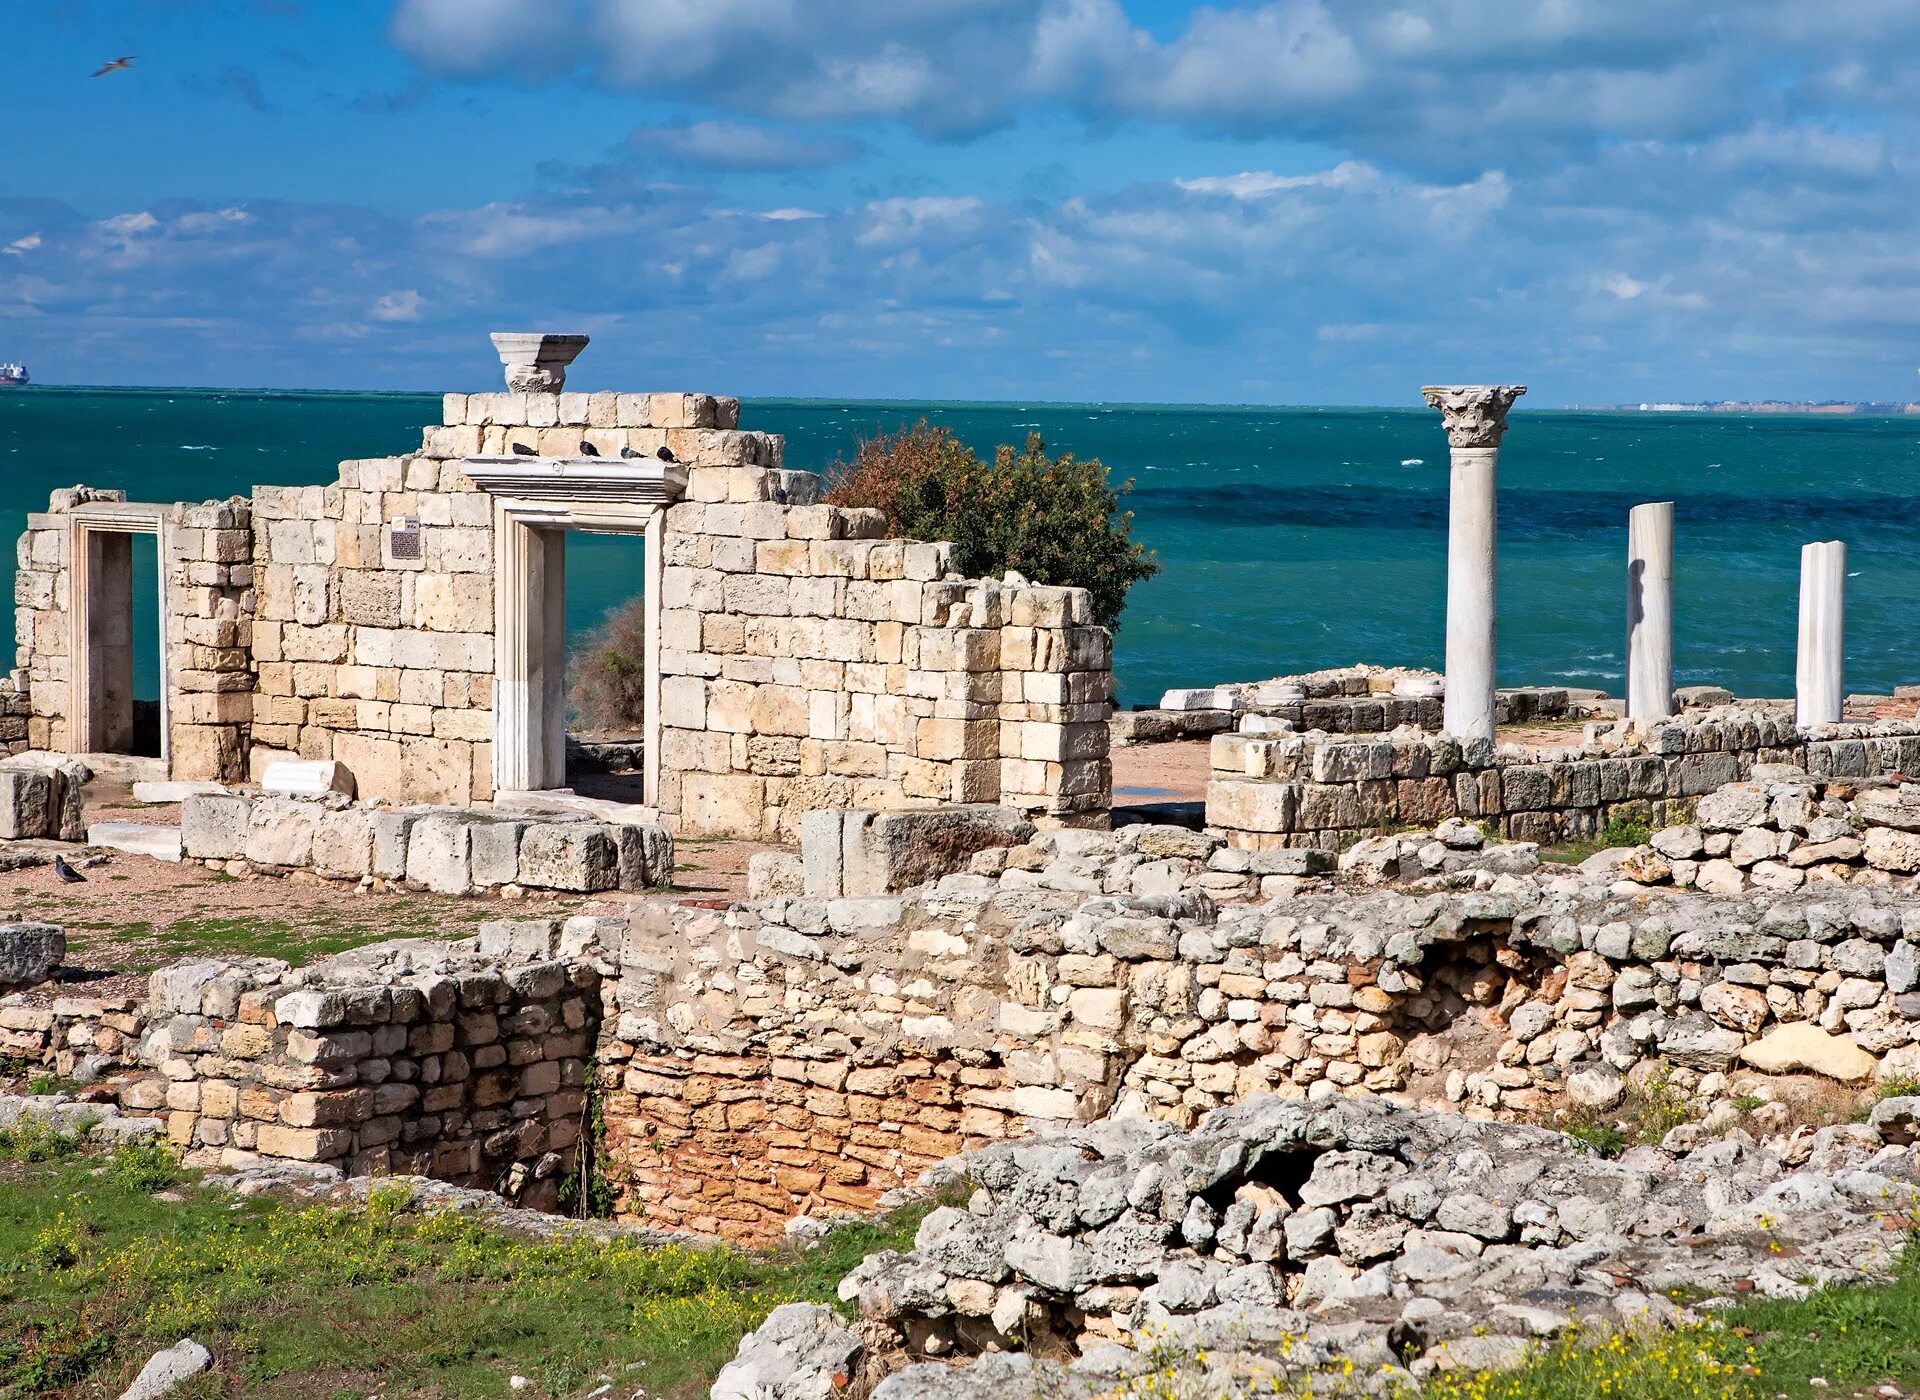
[4,333,1113,841]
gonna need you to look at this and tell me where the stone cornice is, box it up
[1420,384,1528,448]
[461,455,688,505]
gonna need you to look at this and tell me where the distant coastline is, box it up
[1568,400,1920,415]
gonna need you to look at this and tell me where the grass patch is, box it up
[1411,1246,1920,1400]
[1540,813,1657,866]
[0,1148,926,1400]
[1549,1063,1697,1157]
[63,905,498,971]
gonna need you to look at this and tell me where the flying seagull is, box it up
[52,854,87,883]
[92,56,135,77]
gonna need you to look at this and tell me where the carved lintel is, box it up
[1420,384,1527,448]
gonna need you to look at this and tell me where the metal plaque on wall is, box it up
[389,516,422,561]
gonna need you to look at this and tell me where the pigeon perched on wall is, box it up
[619,446,642,459]
[657,446,676,462]
[510,442,537,456]
[579,441,599,456]
[52,855,86,883]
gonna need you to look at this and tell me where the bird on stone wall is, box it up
[579,441,599,456]
[52,854,86,883]
[656,445,676,463]
[510,442,537,456]
[619,446,642,459]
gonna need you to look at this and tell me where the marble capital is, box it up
[1420,384,1528,448]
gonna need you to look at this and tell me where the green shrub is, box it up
[825,422,1159,631]
[568,597,648,734]
[104,1137,182,1193]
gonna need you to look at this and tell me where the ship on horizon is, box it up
[0,364,27,388]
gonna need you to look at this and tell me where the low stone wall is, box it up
[115,938,601,1204]
[1116,666,1587,747]
[591,803,1920,1238]
[179,790,673,895]
[0,992,143,1081]
[1619,767,1920,893]
[1206,707,1920,849]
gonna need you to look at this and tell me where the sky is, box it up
[4,1,1920,404]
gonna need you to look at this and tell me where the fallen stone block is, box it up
[1161,687,1242,712]
[749,851,805,899]
[611,822,674,890]
[0,921,65,989]
[85,822,182,863]
[261,758,356,799]
[469,818,527,888]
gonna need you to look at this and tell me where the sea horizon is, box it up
[5,384,1919,708]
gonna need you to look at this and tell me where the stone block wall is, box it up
[1206,707,1920,849]
[177,790,673,895]
[11,489,254,780]
[656,475,1111,839]
[115,944,600,1198]
[13,387,1114,834]
[0,991,145,1080]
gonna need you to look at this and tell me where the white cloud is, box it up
[2,234,40,257]
[370,289,424,321]
[627,120,862,171]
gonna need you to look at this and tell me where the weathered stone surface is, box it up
[711,1303,863,1400]
[0,921,64,989]
[181,792,250,860]
[1740,1022,1877,1081]
[517,824,619,892]
[116,1338,213,1400]
[0,768,52,839]
[242,797,323,869]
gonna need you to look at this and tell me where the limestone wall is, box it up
[658,486,1111,838]
[12,489,254,779]
[592,809,1920,1238]
[115,942,600,1201]
[1206,707,1920,849]
[13,388,1114,833]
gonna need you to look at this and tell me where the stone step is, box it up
[85,822,182,863]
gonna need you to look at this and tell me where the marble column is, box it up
[1422,384,1527,745]
[1625,501,1674,722]
[1796,540,1846,728]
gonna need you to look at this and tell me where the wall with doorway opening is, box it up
[12,489,252,778]
[9,370,1115,831]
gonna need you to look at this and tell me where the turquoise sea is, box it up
[4,385,1920,709]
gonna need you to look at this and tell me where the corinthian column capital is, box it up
[1421,384,1527,448]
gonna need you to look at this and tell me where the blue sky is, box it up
[5,1,1920,404]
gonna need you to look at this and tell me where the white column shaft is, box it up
[1444,444,1499,743]
[1625,501,1674,721]
[1796,540,1846,728]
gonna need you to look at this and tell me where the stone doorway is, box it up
[66,501,170,762]
[466,456,680,810]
